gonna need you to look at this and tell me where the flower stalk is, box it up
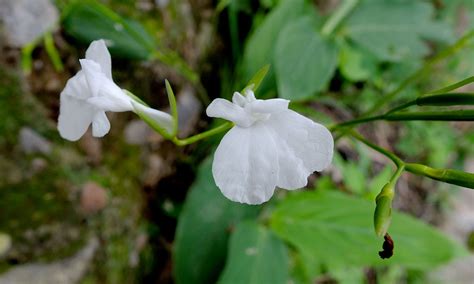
[350,130,474,189]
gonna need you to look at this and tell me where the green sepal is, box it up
[165,79,179,137]
[124,89,173,139]
[132,104,173,140]
[242,64,270,93]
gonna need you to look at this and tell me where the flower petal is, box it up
[212,124,279,204]
[57,92,95,141]
[131,101,174,136]
[92,111,111,137]
[247,98,289,114]
[232,92,247,107]
[85,39,112,79]
[244,89,257,101]
[79,59,103,97]
[265,110,333,189]
[81,59,132,112]
[61,71,91,100]
[206,98,253,127]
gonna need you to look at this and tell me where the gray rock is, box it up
[19,127,52,154]
[0,0,59,47]
[429,256,474,284]
[124,119,153,145]
[177,85,202,137]
[0,238,98,284]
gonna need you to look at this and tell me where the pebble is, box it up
[19,127,52,155]
[80,182,108,215]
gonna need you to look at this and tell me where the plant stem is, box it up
[44,32,64,72]
[365,30,474,116]
[349,131,404,168]
[428,76,474,95]
[350,131,474,189]
[171,122,233,146]
[385,110,474,121]
[329,115,384,131]
[321,0,359,36]
[332,31,474,140]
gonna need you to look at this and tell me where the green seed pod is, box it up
[374,183,394,237]
[405,163,474,189]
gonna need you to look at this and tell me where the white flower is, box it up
[206,90,334,205]
[58,39,173,141]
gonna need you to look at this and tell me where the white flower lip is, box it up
[207,90,334,205]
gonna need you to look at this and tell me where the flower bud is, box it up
[374,183,394,237]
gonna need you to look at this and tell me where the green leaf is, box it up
[241,0,314,90]
[62,0,155,60]
[274,17,338,100]
[270,190,467,270]
[339,42,378,82]
[343,0,454,61]
[218,221,289,284]
[174,158,259,284]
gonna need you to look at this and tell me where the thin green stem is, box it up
[350,131,474,189]
[389,164,405,185]
[171,122,233,146]
[43,32,64,72]
[385,110,474,121]
[428,76,474,95]
[21,41,37,74]
[365,30,474,116]
[329,115,384,131]
[349,130,404,167]
[321,0,359,36]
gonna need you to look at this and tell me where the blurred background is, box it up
[0,0,473,283]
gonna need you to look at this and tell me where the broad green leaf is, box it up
[339,42,378,82]
[270,191,467,270]
[274,17,338,100]
[218,221,289,284]
[62,0,155,60]
[343,0,454,61]
[241,0,315,90]
[173,158,259,284]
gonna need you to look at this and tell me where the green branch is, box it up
[171,122,233,146]
[349,131,474,189]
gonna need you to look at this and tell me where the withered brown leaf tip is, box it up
[379,233,394,259]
